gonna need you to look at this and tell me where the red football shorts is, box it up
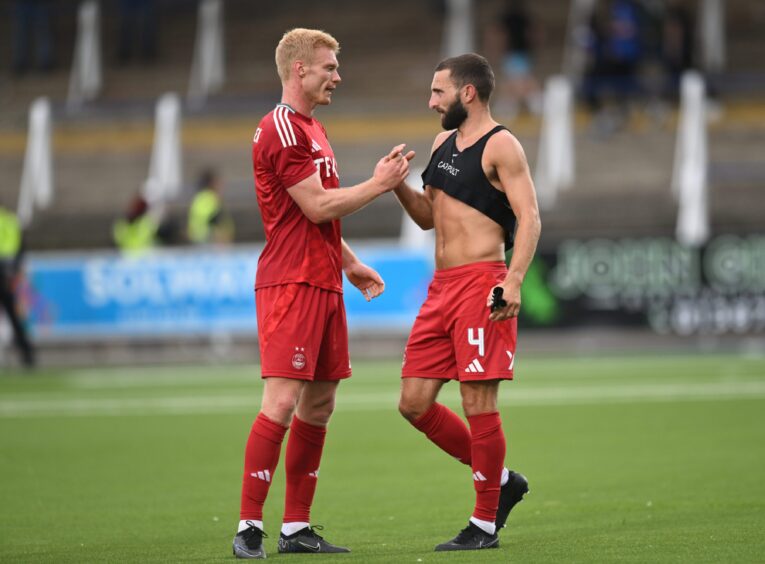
[402,261,517,382]
[256,283,351,381]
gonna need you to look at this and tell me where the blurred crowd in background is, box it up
[2,0,761,251]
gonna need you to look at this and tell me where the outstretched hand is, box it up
[385,143,416,163]
[344,261,385,302]
[373,144,416,191]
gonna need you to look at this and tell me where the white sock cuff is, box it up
[470,516,496,535]
[238,519,263,533]
[281,521,310,536]
[501,467,510,487]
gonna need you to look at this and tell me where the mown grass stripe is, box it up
[2,380,764,418]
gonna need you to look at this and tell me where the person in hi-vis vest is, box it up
[187,169,234,245]
[0,205,36,368]
[112,194,159,255]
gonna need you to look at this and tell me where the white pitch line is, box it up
[70,372,257,389]
[1,380,765,418]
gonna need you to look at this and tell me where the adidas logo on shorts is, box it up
[464,359,485,373]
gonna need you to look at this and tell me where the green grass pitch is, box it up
[1,353,764,562]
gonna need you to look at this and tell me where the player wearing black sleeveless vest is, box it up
[393,53,541,553]
[422,124,517,249]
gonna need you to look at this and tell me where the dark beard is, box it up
[441,96,468,130]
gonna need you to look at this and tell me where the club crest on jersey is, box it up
[292,346,306,370]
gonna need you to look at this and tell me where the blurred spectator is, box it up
[583,0,645,135]
[112,194,159,255]
[187,168,234,245]
[0,205,36,368]
[497,0,542,116]
[661,0,694,101]
[11,0,56,75]
[116,0,158,65]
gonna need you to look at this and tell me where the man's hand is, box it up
[373,144,415,192]
[486,281,522,321]
[384,143,416,163]
[344,261,385,302]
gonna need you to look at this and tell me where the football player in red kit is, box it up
[394,53,541,551]
[233,28,413,559]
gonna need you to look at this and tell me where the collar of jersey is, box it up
[276,103,312,122]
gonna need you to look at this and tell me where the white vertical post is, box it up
[700,0,726,74]
[144,93,183,205]
[442,0,474,58]
[18,98,54,228]
[67,0,102,109]
[534,75,575,211]
[399,168,435,249]
[188,0,225,108]
[0,316,10,365]
[561,0,598,88]
[672,71,709,247]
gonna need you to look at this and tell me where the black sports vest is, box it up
[421,125,516,248]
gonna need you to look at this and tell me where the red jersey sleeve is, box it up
[266,112,317,189]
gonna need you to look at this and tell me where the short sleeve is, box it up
[270,123,317,189]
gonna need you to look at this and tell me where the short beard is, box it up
[441,96,468,130]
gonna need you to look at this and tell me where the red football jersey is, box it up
[252,103,343,293]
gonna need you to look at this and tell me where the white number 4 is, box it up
[467,328,484,357]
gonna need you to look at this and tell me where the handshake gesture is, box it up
[374,143,416,192]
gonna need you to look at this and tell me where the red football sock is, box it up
[240,412,288,520]
[467,412,506,523]
[283,416,327,523]
[411,403,472,465]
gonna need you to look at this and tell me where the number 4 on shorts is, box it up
[467,328,484,357]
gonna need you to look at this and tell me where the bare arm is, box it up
[392,131,451,230]
[487,132,542,321]
[287,144,412,224]
[393,184,434,230]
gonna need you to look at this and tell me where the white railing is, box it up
[534,75,575,211]
[144,93,183,205]
[561,0,597,88]
[67,0,101,109]
[672,71,709,247]
[442,0,474,58]
[188,0,225,108]
[18,98,54,228]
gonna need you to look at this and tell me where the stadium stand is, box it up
[0,0,763,252]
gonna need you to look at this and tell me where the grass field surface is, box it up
[1,353,764,562]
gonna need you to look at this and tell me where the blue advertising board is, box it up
[24,244,434,341]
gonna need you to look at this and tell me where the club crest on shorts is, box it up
[292,346,306,370]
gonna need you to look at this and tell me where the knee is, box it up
[461,396,490,418]
[461,397,497,418]
[461,396,477,417]
[262,396,299,427]
[310,402,335,426]
[300,397,335,427]
[398,396,430,423]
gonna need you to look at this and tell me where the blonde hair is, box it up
[275,28,340,82]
